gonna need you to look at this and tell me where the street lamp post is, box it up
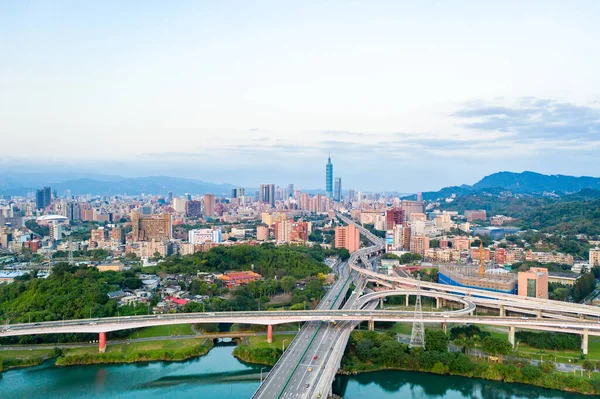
[260,367,267,384]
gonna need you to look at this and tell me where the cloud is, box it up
[453,98,600,142]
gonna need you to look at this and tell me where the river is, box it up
[0,341,589,398]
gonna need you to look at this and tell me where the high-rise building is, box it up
[325,155,333,198]
[385,207,405,230]
[589,248,600,267]
[167,191,173,204]
[49,221,62,242]
[334,177,342,202]
[189,228,222,244]
[284,184,294,200]
[518,267,548,299]
[410,235,430,256]
[185,200,201,218]
[401,200,424,217]
[300,193,311,211]
[204,194,215,217]
[256,224,269,241]
[131,213,172,242]
[348,189,355,202]
[172,197,187,213]
[334,224,360,253]
[259,184,275,207]
[66,202,80,221]
[231,188,245,199]
[36,187,52,209]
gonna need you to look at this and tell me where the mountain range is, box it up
[407,171,600,201]
[2,170,599,198]
[0,172,243,197]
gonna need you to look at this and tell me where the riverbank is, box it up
[0,347,61,371]
[55,338,213,366]
[342,331,600,396]
[232,330,600,396]
[232,334,289,366]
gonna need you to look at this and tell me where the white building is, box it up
[188,228,222,244]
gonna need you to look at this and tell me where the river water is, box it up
[0,341,588,399]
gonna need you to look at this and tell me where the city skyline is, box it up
[2,2,600,192]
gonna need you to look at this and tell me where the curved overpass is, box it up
[2,310,600,338]
[337,212,600,320]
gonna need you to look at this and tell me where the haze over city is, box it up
[2,1,600,191]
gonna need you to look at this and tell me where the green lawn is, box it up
[475,325,600,362]
[246,334,296,349]
[63,338,204,357]
[0,348,54,361]
[125,324,194,339]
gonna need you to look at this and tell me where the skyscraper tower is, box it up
[334,177,342,202]
[325,154,333,198]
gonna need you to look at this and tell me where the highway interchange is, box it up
[3,212,600,398]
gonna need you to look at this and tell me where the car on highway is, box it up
[313,354,318,360]
[308,367,312,372]
[304,383,310,389]
[89,322,97,325]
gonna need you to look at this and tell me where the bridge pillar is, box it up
[582,328,589,355]
[267,325,273,344]
[499,305,505,317]
[536,309,542,319]
[99,332,107,353]
[508,326,515,347]
[368,319,375,331]
[441,322,447,334]
[436,297,440,309]
[580,313,585,321]
[379,298,384,309]
[405,295,409,307]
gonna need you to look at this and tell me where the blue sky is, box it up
[1,1,599,192]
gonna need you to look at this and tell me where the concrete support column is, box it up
[499,305,505,317]
[508,326,515,347]
[379,298,384,309]
[537,309,542,319]
[582,328,589,355]
[267,325,273,344]
[405,295,410,307]
[368,319,375,331]
[99,332,107,353]
[441,322,447,334]
[580,314,585,321]
[436,297,441,309]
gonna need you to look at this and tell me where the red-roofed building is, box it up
[166,297,188,306]
[218,271,262,288]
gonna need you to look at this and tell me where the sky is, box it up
[1,1,600,192]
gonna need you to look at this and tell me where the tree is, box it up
[123,277,143,290]
[521,365,542,380]
[280,276,297,293]
[425,330,449,352]
[337,248,350,262]
[356,338,375,361]
[583,359,595,378]
[451,353,475,373]
[481,336,512,360]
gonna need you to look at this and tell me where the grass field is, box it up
[245,334,296,349]
[475,325,600,362]
[125,324,194,339]
[0,348,54,360]
[0,348,56,370]
[63,338,205,357]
